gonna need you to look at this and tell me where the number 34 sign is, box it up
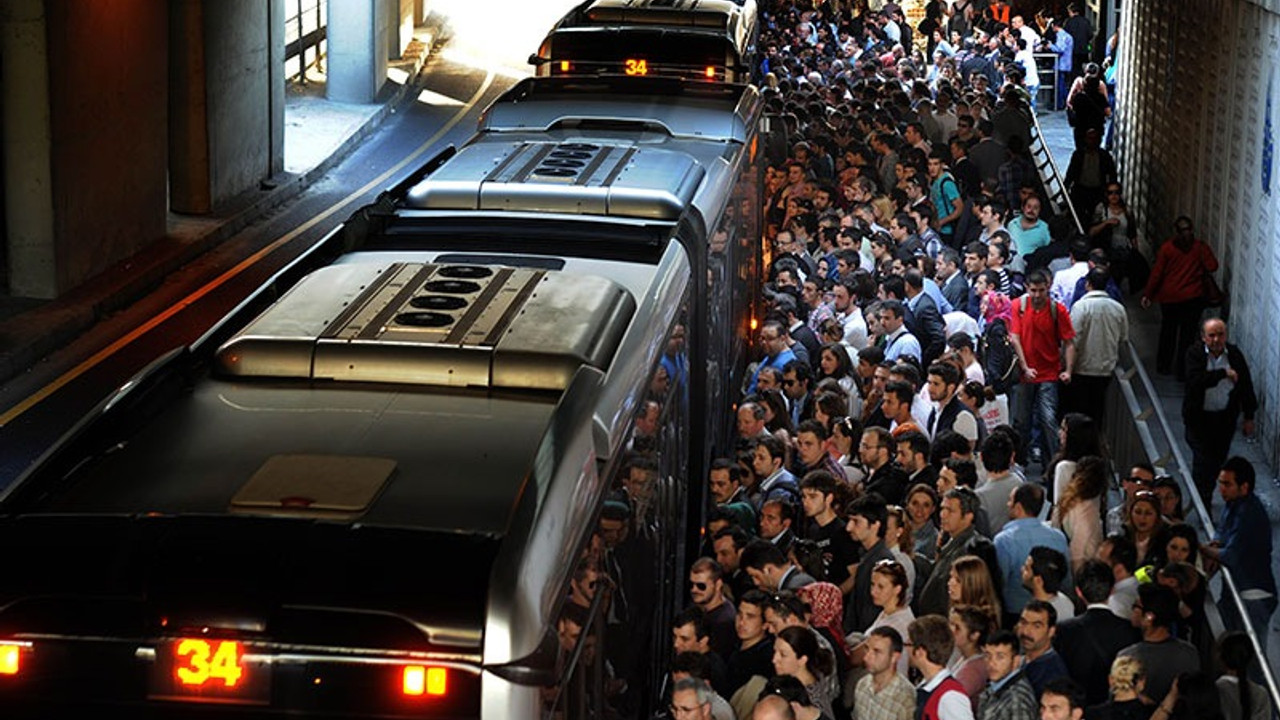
[175,639,243,687]
[151,638,268,704]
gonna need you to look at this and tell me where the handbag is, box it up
[1201,241,1225,306]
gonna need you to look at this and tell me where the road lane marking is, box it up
[416,89,466,106]
[0,70,496,428]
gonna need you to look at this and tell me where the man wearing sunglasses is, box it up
[689,557,737,664]
[1104,463,1155,535]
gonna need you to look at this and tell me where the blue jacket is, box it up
[747,348,797,394]
[1218,493,1276,595]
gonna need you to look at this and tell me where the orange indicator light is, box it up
[560,60,570,72]
[0,644,19,675]
[750,317,759,331]
[175,639,242,687]
[403,665,448,696]
[427,667,447,695]
[705,66,716,79]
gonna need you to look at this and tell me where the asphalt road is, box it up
[0,55,516,486]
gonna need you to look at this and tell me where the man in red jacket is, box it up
[1139,216,1219,379]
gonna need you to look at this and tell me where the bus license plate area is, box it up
[149,638,270,705]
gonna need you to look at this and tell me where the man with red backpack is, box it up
[1009,269,1076,468]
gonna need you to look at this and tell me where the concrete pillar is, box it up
[169,0,284,214]
[268,0,285,177]
[1,0,56,297]
[327,0,389,103]
[2,0,168,298]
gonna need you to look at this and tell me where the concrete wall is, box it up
[1115,0,1280,468]
[45,0,169,295]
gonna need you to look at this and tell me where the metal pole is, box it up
[297,0,306,84]
[316,0,324,74]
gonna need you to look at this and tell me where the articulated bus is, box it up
[0,72,772,719]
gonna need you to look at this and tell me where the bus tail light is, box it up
[403,665,447,697]
[0,643,22,675]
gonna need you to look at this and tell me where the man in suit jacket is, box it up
[937,247,971,313]
[916,487,999,616]
[925,362,981,445]
[777,294,822,364]
[903,269,948,367]
[739,539,815,592]
[1053,560,1140,706]
[1182,318,1257,507]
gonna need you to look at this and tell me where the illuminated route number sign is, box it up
[151,638,269,704]
[176,639,243,687]
[624,58,648,76]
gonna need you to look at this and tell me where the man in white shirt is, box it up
[1098,534,1140,619]
[834,280,870,350]
[1066,268,1128,424]
[1022,546,1078,622]
[1010,15,1042,47]
[879,300,922,363]
[947,333,986,384]
[1050,239,1091,309]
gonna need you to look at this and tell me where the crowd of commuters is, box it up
[563,2,1276,720]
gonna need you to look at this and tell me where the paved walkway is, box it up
[1037,108,1280,673]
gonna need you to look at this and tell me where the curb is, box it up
[0,35,436,387]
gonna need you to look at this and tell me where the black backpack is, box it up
[979,317,1019,395]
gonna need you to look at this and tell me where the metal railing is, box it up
[1031,107,1280,712]
[285,0,326,83]
[1027,109,1083,232]
[1106,341,1280,714]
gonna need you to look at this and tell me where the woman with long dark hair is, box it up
[1215,632,1271,720]
[1162,673,1224,720]
[773,625,837,719]
[816,342,860,417]
[1124,492,1169,568]
[1050,412,1104,503]
[1053,455,1108,573]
